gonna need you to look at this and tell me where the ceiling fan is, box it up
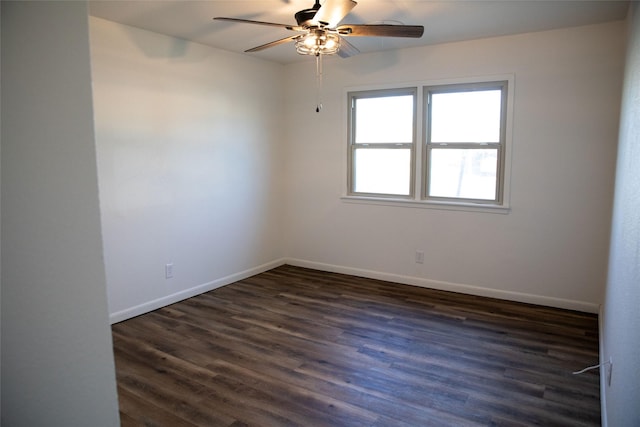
[214,0,425,58]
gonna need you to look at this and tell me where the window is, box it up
[347,88,417,197]
[346,78,510,210]
[424,81,507,204]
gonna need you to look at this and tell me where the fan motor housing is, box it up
[295,7,320,27]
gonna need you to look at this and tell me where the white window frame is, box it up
[423,81,508,205]
[343,75,514,214]
[347,87,417,199]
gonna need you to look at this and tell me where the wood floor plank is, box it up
[112,265,600,426]
[116,385,199,427]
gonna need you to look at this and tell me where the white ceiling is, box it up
[89,0,630,64]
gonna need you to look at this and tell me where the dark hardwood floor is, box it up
[112,265,601,426]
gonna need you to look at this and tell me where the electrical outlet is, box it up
[415,250,425,264]
[165,263,174,279]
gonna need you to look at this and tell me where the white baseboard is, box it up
[110,257,600,324]
[286,258,600,314]
[109,258,287,324]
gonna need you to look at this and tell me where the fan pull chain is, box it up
[315,54,323,113]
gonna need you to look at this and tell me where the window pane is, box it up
[354,148,411,195]
[430,90,502,143]
[355,95,413,144]
[428,148,498,200]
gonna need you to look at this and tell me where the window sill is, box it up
[341,195,511,214]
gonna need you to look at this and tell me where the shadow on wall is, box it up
[89,2,218,60]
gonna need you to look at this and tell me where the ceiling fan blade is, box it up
[313,0,357,28]
[245,35,300,53]
[214,17,303,32]
[337,24,424,38]
[337,37,360,58]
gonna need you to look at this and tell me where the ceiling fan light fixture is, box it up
[295,30,340,56]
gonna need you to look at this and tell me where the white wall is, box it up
[1,2,119,426]
[602,3,640,425]
[90,14,625,319]
[283,21,625,312]
[89,18,286,322]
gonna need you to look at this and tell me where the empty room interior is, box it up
[2,1,639,426]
